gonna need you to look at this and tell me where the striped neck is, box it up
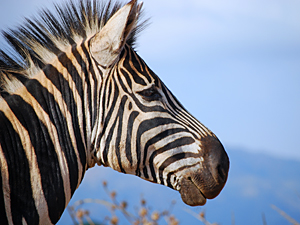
[0,39,102,223]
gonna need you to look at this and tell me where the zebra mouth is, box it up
[179,177,207,206]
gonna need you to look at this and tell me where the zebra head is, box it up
[90,0,229,206]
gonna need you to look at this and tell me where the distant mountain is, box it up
[57,148,300,225]
[210,149,300,225]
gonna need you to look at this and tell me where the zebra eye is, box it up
[138,86,161,101]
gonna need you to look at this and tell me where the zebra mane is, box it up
[0,0,147,99]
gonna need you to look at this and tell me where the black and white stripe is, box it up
[0,0,229,224]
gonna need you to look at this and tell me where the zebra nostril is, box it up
[217,164,226,182]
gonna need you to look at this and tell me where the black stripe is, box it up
[158,152,199,185]
[125,111,139,166]
[162,84,201,135]
[142,128,187,179]
[101,77,120,165]
[25,78,82,197]
[117,55,165,113]
[95,77,111,151]
[130,49,143,72]
[106,79,113,109]
[161,85,200,139]
[57,52,83,96]
[42,64,87,180]
[80,42,99,128]
[161,83,185,110]
[4,94,66,223]
[116,68,154,116]
[120,68,132,89]
[55,52,88,161]
[135,117,179,177]
[148,136,195,183]
[116,69,130,94]
[122,48,146,86]
[0,110,39,224]
[71,45,89,145]
[129,92,165,113]
[115,96,128,173]
[166,164,197,189]
[166,171,175,189]
[130,49,152,83]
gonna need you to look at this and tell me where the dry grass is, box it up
[68,180,182,225]
[67,180,299,225]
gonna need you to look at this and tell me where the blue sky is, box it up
[137,0,300,161]
[1,0,300,161]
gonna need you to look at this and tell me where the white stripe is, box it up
[162,158,200,184]
[16,87,73,208]
[154,144,200,169]
[22,217,28,225]
[1,101,52,224]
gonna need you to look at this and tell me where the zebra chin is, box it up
[179,176,207,206]
[178,170,228,206]
[178,172,225,206]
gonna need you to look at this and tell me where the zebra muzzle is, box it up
[178,136,229,206]
[179,176,207,206]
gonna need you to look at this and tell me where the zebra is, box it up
[0,0,229,224]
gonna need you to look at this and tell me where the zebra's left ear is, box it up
[90,0,141,68]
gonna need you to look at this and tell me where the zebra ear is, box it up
[90,0,141,68]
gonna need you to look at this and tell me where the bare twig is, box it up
[71,198,115,209]
[184,208,218,225]
[68,180,182,225]
[271,204,300,225]
[262,212,267,225]
[67,206,79,225]
[231,211,235,225]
